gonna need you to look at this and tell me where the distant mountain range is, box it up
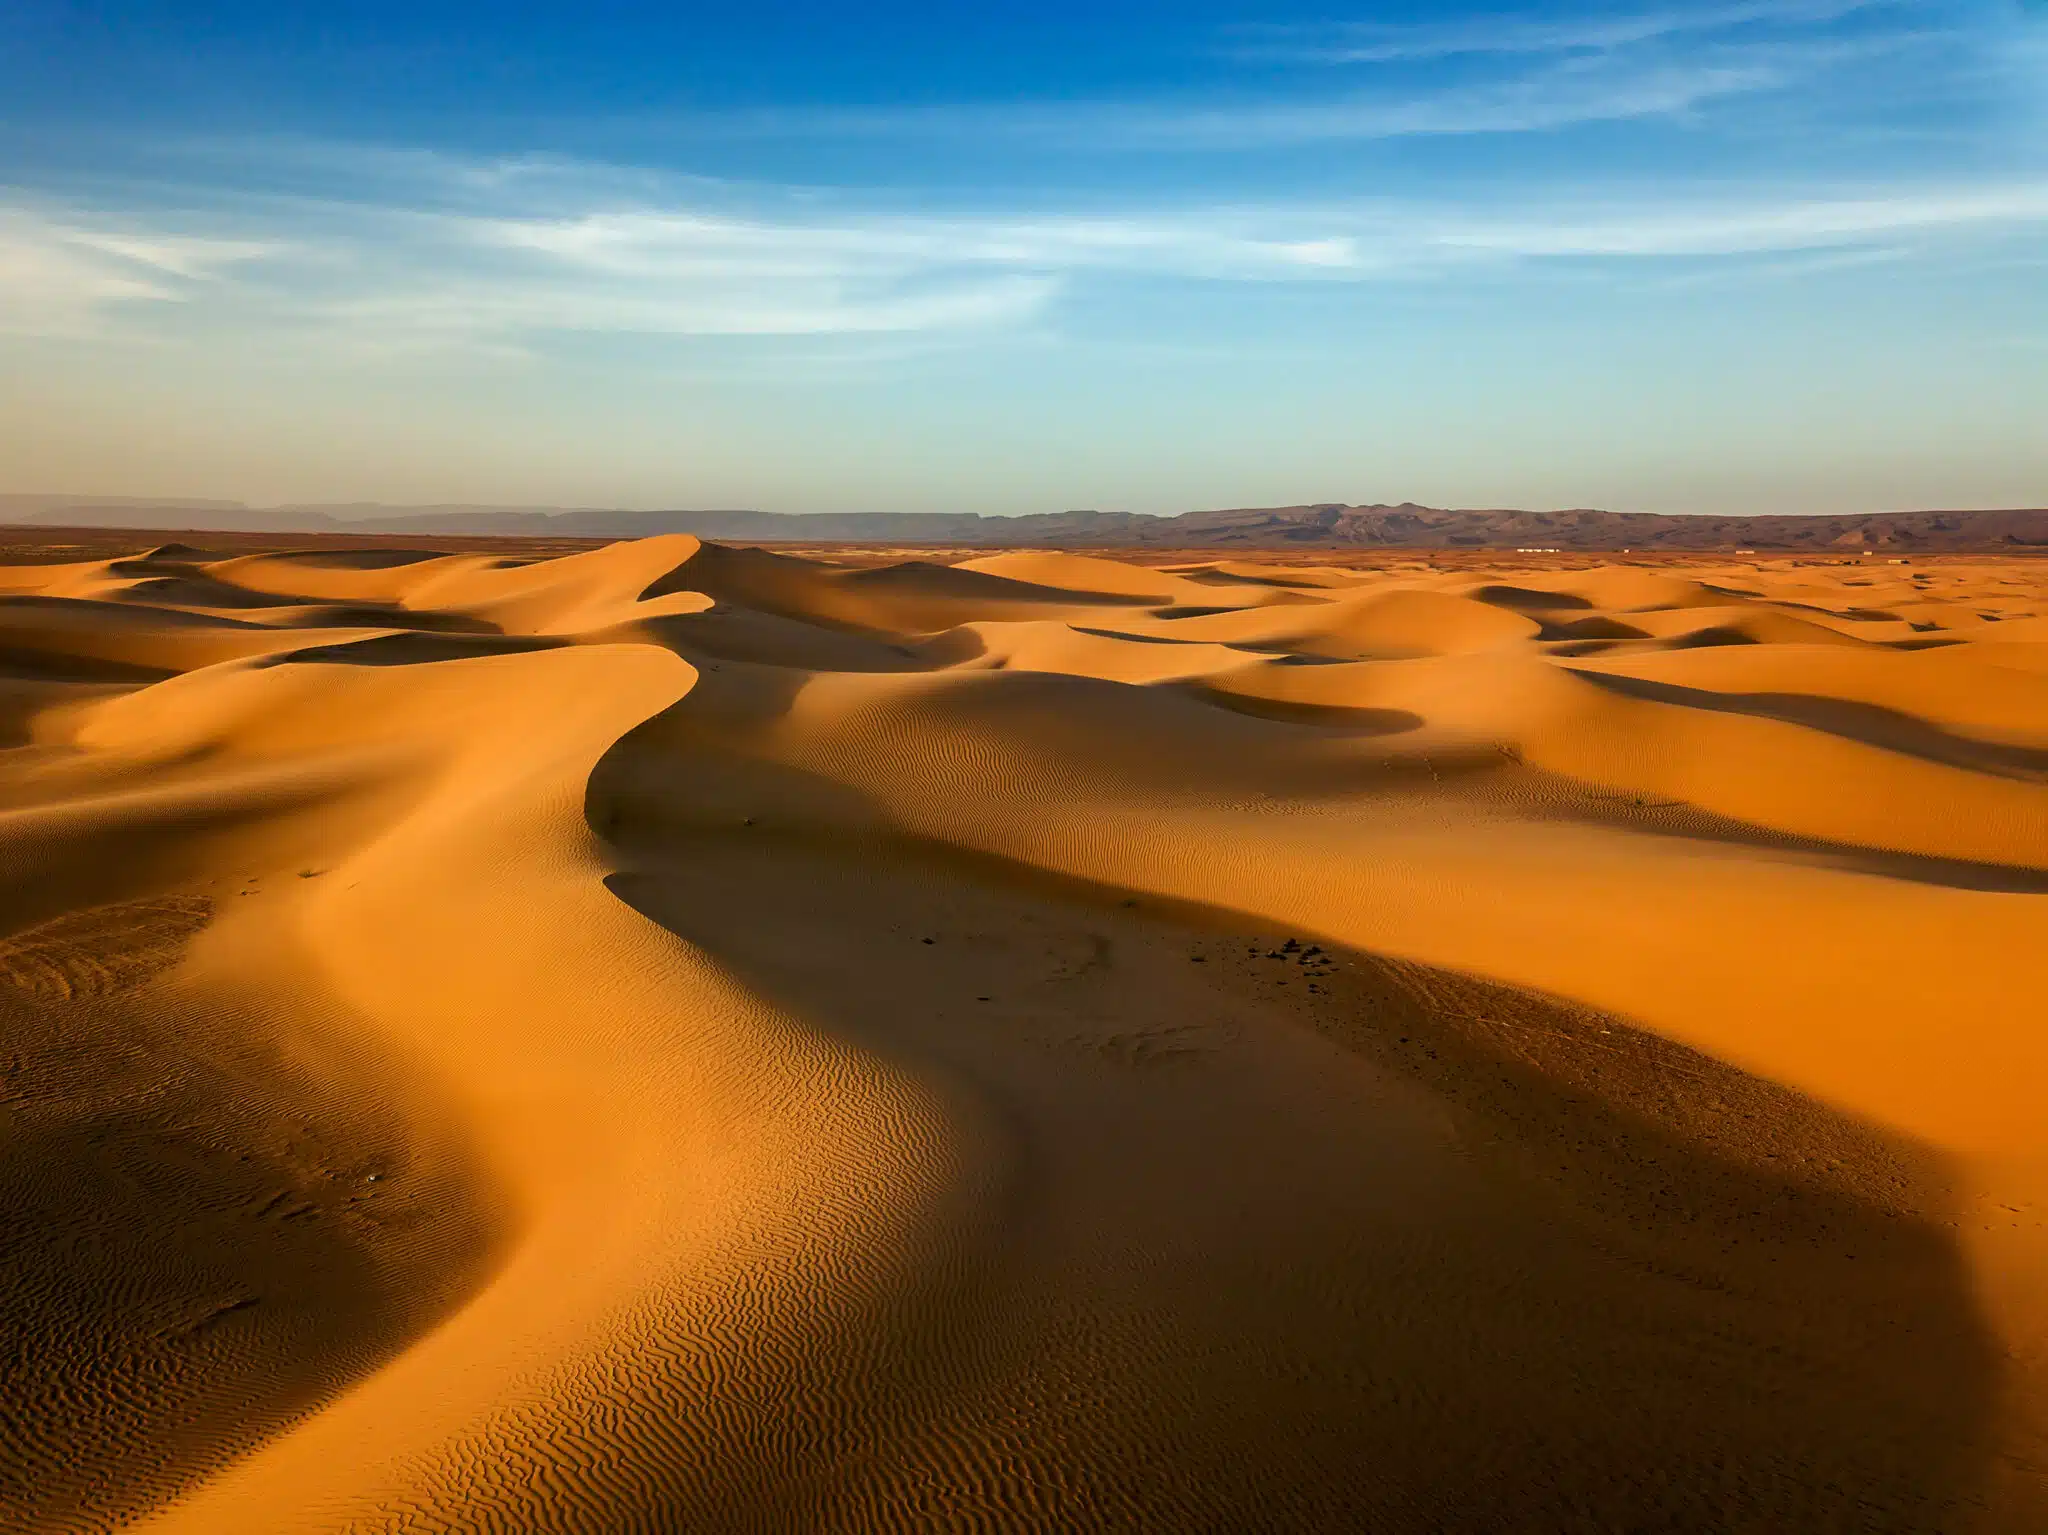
[5,495,2046,552]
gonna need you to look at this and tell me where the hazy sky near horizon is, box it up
[1,1,2044,516]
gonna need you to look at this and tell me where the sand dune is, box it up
[1,538,2044,1531]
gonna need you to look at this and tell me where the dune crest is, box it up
[0,539,2043,1530]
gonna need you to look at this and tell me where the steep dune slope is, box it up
[0,541,2042,1531]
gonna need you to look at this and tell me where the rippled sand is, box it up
[1,537,2044,1531]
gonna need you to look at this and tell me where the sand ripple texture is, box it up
[0,535,2044,1531]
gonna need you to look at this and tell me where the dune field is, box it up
[2,533,2047,1531]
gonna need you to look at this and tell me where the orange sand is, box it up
[1,537,2044,1530]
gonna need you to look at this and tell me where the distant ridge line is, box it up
[5,496,2047,552]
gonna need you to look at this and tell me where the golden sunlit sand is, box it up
[2,534,2045,1530]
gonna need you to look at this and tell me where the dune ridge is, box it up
[0,536,2043,1530]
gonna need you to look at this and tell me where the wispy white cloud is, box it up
[2,148,2044,353]
[668,52,1821,150]
[478,209,1378,282]
[466,175,2048,280]
[1638,241,1913,288]
[629,14,1949,152]
[0,208,276,334]
[9,1,1968,176]
[1229,0,1901,65]
[282,206,1389,353]
[1429,183,2048,257]
[1032,59,1786,149]
[321,270,1060,349]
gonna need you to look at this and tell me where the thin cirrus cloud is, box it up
[262,207,1373,351]
[318,269,1062,349]
[686,50,1844,151]
[1031,58,1788,150]
[668,2,1954,151]
[0,208,276,334]
[1434,183,2048,256]
[1227,0,1905,65]
[2,152,2045,350]
[481,211,1374,282]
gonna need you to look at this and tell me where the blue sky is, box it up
[0,0,2042,514]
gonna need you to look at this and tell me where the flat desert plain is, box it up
[1,534,2045,1531]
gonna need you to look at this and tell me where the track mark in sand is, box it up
[168,1295,264,1340]
[1091,1022,1227,1068]
[0,896,213,1002]
[1041,930,1113,983]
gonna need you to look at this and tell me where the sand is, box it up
[0,536,2043,1531]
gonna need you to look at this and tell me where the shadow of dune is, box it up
[1466,582,1596,613]
[1665,623,1763,648]
[1150,603,1269,620]
[235,603,506,635]
[109,575,323,610]
[1517,763,2048,894]
[1180,684,1426,734]
[1540,614,1651,642]
[616,606,945,674]
[0,644,174,685]
[0,973,500,1532]
[1573,668,2048,782]
[257,632,569,667]
[1070,624,1218,646]
[584,709,2017,1530]
[229,548,462,571]
[638,542,1160,639]
[839,560,1157,609]
[0,593,272,629]
[1285,943,2009,1530]
[1174,567,1338,590]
